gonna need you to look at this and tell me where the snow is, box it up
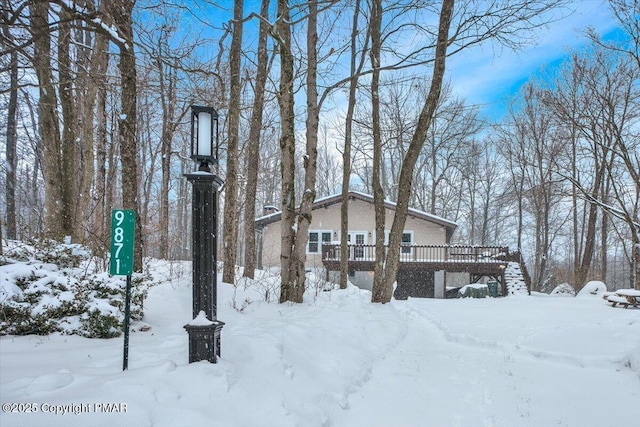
[1,260,639,427]
[577,280,607,297]
[91,18,127,47]
[551,283,575,296]
[616,289,640,297]
[188,310,214,326]
[459,283,488,292]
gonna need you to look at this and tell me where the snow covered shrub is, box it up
[83,308,122,339]
[0,303,58,335]
[2,239,89,269]
[0,240,153,338]
[550,283,575,296]
[75,273,150,337]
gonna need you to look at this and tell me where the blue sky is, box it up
[447,0,620,121]
[175,1,622,124]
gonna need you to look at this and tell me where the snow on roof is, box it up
[255,191,457,229]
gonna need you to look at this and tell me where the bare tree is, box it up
[284,0,320,302]
[92,54,111,259]
[2,0,18,239]
[588,0,640,70]
[370,0,388,302]
[339,0,367,289]
[460,139,503,245]
[274,0,298,302]
[222,0,244,284]
[371,0,454,303]
[586,0,640,289]
[28,2,65,240]
[77,0,109,251]
[243,0,271,279]
[315,126,341,198]
[420,87,480,216]
[272,0,322,303]
[148,26,186,260]
[57,5,79,241]
[543,49,622,289]
[536,40,640,290]
[500,83,567,291]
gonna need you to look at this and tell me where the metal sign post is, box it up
[109,209,135,371]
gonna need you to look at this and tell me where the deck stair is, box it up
[505,262,528,295]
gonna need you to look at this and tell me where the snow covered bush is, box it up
[0,240,153,338]
[3,238,89,269]
[577,280,607,297]
[550,283,575,296]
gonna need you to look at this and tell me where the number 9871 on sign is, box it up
[109,210,135,276]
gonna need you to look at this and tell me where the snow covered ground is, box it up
[1,259,639,427]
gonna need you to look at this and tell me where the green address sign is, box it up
[109,210,135,276]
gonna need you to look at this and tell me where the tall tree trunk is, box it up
[93,65,109,258]
[243,0,270,279]
[2,0,18,240]
[571,126,580,286]
[370,0,388,302]
[276,0,297,303]
[600,161,612,282]
[22,93,44,237]
[290,0,320,302]
[158,46,178,259]
[575,153,607,288]
[30,2,64,240]
[110,0,142,271]
[340,0,365,289]
[541,191,551,290]
[222,0,244,284]
[372,0,454,303]
[78,39,104,247]
[57,6,78,241]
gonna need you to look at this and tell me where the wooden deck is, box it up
[322,244,509,271]
[322,244,511,295]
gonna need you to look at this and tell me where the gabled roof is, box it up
[255,191,457,234]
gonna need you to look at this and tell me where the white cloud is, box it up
[447,0,619,120]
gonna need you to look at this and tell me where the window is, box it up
[308,231,332,254]
[401,232,413,254]
[377,230,413,253]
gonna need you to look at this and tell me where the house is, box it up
[255,191,466,297]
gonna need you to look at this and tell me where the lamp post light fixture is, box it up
[190,105,219,172]
[184,104,224,363]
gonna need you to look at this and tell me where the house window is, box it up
[308,231,332,254]
[401,232,413,254]
[375,230,413,254]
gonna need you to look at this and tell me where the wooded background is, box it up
[1,0,639,301]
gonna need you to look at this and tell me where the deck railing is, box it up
[322,244,509,264]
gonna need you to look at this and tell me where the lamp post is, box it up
[184,105,224,363]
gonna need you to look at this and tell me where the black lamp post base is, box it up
[184,172,224,364]
[184,321,225,363]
